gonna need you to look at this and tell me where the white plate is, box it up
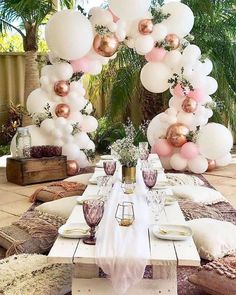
[96,161,104,168]
[89,178,98,184]
[101,155,114,160]
[77,195,99,205]
[58,223,90,239]
[152,224,192,241]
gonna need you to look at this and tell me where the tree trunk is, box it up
[141,86,167,122]
[24,51,40,102]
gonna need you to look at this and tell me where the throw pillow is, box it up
[172,185,226,205]
[187,218,236,260]
[0,253,72,295]
[179,200,224,221]
[30,181,86,202]
[166,173,204,186]
[0,210,65,256]
[35,196,78,220]
[188,253,236,295]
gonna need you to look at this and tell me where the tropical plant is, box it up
[87,0,236,133]
[0,0,75,101]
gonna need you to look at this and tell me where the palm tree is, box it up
[0,0,75,101]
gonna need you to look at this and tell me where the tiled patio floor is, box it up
[0,154,235,227]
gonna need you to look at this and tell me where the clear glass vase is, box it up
[15,127,31,158]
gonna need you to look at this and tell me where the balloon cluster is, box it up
[11,0,232,174]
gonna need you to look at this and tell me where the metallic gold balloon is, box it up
[182,97,198,113]
[55,103,70,118]
[165,34,180,50]
[138,19,154,35]
[207,160,216,172]
[67,160,79,176]
[93,34,119,57]
[166,123,190,148]
[54,80,70,97]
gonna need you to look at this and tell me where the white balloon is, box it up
[204,77,218,95]
[116,28,127,42]
[182,45,201,64]
[170,153,188,171]
[88,60,103,75]
[10,125,52,156]
[68,93,87,111]
[81,115,98,133]
[89,8,113,26]
[141,62,172,93]
[194,58,213,76]
[169,96,186,111]
[108,22,118,33]
[54,129,64,139]
[74,132,90,149]
[40,119,55,134]
[159,156,172,170]
[54,117,67,127]
[197,123,233,160]
[177,112,194,128]
[190,71,207,88]
[40,76,51,93]
[109,0,151,21]
[76,150,90,168]
[53,63,73,81]
[147,114,168,146]
[152,24,167,41]
[188,155,208,174]
[164,50,182,69]
[70,81,86,96]
[161,2,194,37]
[64,124,73,134]
[45,10,93,60]
[26,88,54,114]
[62,143,80,160]
[84,102,93,115]
[68,112,83,124]
[134,35,154,55]
[54,139,64,146]
[63,134,74,143]
[87,140,96,151]
[216,153,232,167]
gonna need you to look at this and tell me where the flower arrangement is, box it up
[111,119,145,168]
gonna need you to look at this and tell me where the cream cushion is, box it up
[35,196,78,220]
[187,218,236,260]
[166,173,204,186]
[65,173,93,185]
[0,253,72,295]
[172,185,226,205]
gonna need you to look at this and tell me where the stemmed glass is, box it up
[142,168,157,190]
[82,199,104,245]
[146,190,166,225]
[96,176,112,201]
[103,160,117,176]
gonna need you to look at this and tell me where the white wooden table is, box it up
[48,156,200,294]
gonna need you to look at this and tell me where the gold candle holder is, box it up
[115,202,135,227]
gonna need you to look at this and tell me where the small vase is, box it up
[122,166,136,182]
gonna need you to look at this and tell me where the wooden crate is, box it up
[6,156,67,186]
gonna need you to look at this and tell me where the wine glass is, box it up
[139,142,149,161]
[82,199,104,245]
[103,160,117,176]
[146,190,166,225]
[96,176,111,201]
[142,168,157,190]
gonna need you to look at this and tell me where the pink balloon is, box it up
[188,88,204,102]
[173,83,190,97]
[70,56,90,73]
[153,139,173,157]
[108,7,119,23]
[145,47,166,62]
[180,142,199,159]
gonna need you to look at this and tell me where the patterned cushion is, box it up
[0,253,72,295]
[188,253,236,295]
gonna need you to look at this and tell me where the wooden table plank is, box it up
[165,202,200,266]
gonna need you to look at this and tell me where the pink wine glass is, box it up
[142,168,157,190]
[103,160,117,176]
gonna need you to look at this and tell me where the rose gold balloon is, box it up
[182,97,198,113]
[55,103,70,118]
[54,80,70,97]
[138,19,154,35]
[166,123,190,148]
[207,160,216,172]
[67,160,79,176]
[93,34,119,57]
[165,34,180,50]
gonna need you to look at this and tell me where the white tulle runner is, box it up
[95,170,150,294]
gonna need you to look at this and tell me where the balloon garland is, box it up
[11,0,233,173]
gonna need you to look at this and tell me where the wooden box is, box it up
[6,156,67,186]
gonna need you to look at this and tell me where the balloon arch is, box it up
[11,0,233,173]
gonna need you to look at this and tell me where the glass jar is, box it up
[15,127,31,158]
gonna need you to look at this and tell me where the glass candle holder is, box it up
[121,179,135,195]
[15,127,31,158]
[115,202,135,227]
